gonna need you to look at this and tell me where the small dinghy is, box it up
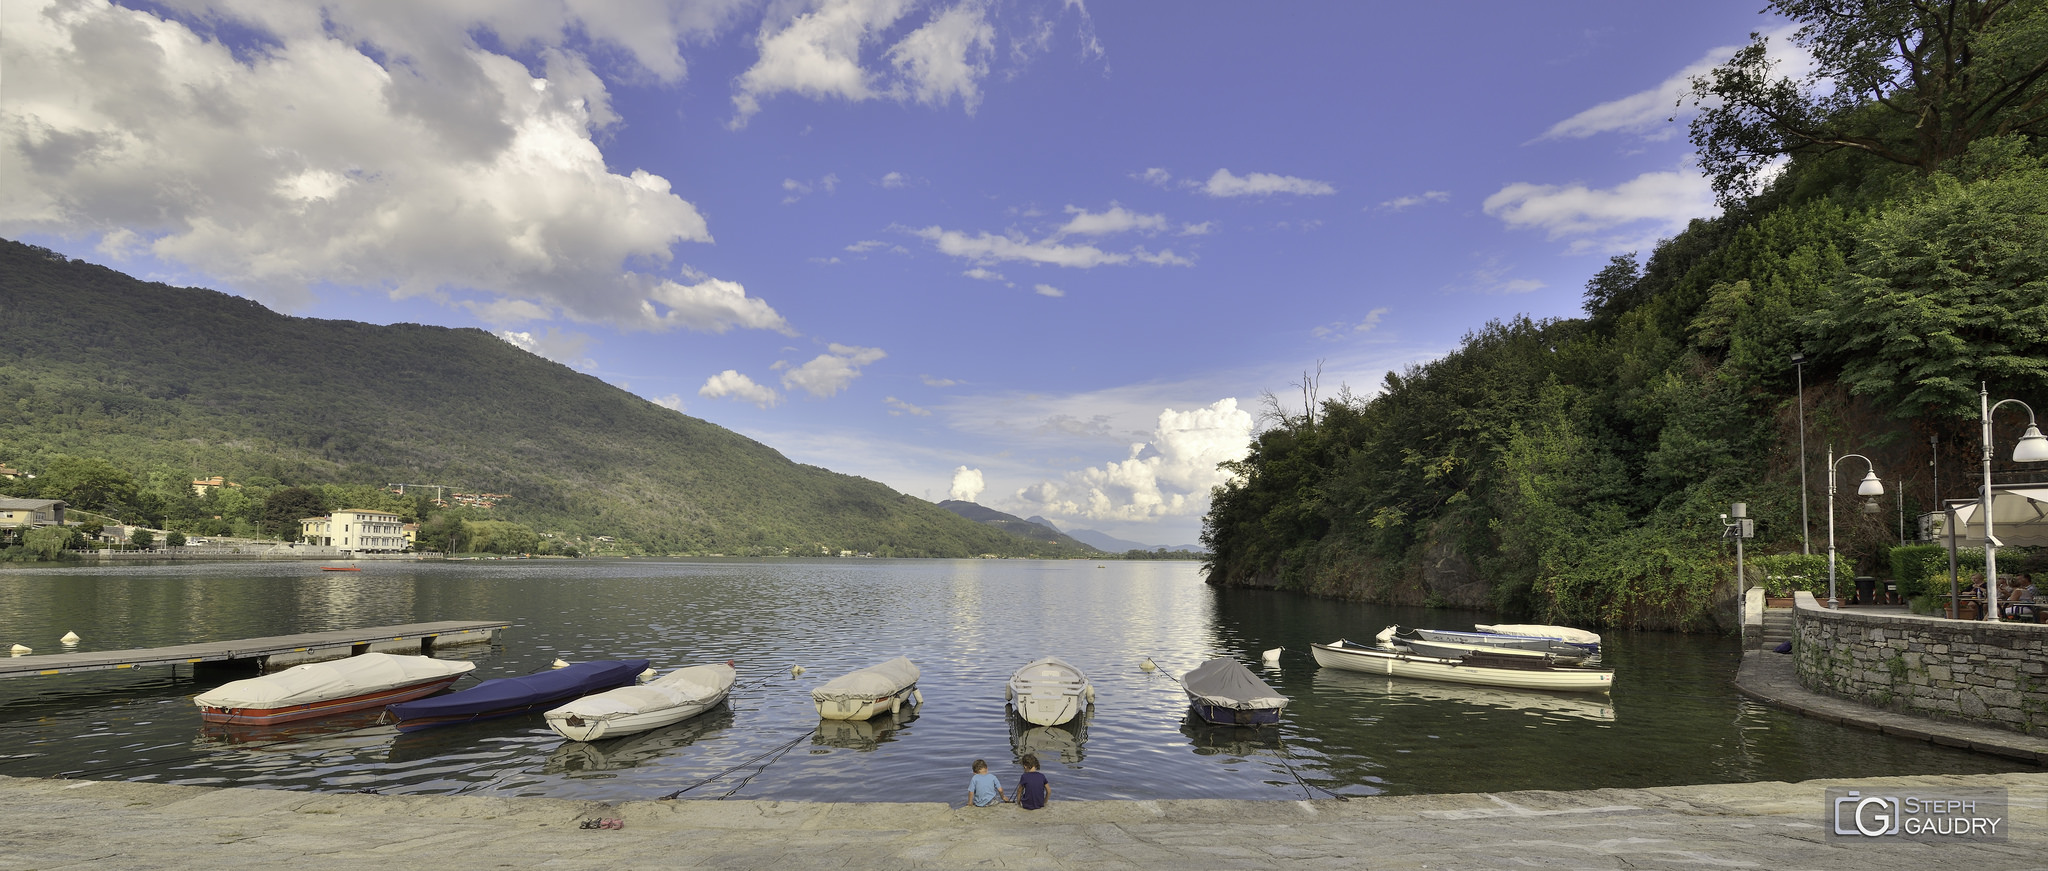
[1182,657,1288,726]
[1006,656,1095,726]
[545,662,737,742]
[194,652,475,726]
[1312,637,1613,693]
[1412,626,1599,658]
[811,656,921,721]
[388,659,650,732]
[1384,627,1589,664]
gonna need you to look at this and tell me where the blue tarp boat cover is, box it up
[388,659,649,725]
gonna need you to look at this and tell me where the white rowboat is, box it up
[1006,656,1095,726]
[544,662,736,742]
[812,656,921,721]
[1311,639,1613,693]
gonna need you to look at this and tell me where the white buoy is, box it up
[790,664,805,678]
[639,667,657,682]
[60,631,80,645]
[1139,657,1157,673]
[9,644,29,655]
[1262,647,1282,665]
[551,658,570,669]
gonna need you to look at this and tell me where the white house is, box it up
[300,508,408,552]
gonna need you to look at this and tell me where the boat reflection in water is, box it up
[813,707,917,751]
[195,707,394,749]
[1008,710,1088,764]
[545,706,735,774]
[1178,713,1284,758]
[1311,667,1615,724]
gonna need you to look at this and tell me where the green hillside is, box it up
[0,240,1072,558]
[1201,2,2048,630]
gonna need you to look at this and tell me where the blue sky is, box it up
[2,1,1799,546]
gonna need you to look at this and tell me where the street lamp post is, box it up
[1979,383,2048,621]
[1826,446,1884,610]
[1793,353,1810,555]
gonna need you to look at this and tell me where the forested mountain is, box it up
[0,241,1078,558]
[938,500,1100,553]
[1202,1,2048,630]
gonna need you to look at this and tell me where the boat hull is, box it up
[814,684,917,721]
[198,674,464,726]
[1188,700,1282,726]
[1312,641,1613,693]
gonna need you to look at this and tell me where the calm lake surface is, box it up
[0,558,2027,802]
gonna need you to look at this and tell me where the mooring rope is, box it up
[658,725,818,801]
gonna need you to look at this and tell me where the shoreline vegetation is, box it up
[1200,3,2048,632]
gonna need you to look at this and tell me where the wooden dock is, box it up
[0,621,509,679]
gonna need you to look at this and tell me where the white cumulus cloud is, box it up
[781,343,887,398]
[652,394,687,412]
[1053,203,1167,238]
[949,466,985,502]
[699,369,782,408]
[1379,191,1450,211]
[637,277,797,334]
[730,0,1002,128]
[0,0,754,331]
[885,396,931,416]
[1013,399,1253,523]
[1200,168,1335,198]
[1034,283,1064,297]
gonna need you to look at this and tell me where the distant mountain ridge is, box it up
[0,239,1078,558]
[937,501,1100,554]
[1023,513,1202,554]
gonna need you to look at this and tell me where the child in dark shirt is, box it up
[1015,753,1049,809]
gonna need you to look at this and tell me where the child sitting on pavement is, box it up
[967,759,1006,807]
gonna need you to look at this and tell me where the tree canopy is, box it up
[1688,0,2048,205]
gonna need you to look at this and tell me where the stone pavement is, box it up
[2,771,2045,870]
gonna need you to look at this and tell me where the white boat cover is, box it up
[1476,624,1601,645]
[548,663,735,721]
[811,657,919,704]
[1182,657,1287,710]
[194,653,475,709]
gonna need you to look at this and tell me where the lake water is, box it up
[0,558,2026,803]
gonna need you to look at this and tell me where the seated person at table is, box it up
[2007,577,2037,618]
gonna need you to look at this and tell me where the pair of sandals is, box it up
[579,818,624,830]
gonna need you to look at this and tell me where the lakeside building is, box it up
[299,509,408,552]
[0,498,66,530]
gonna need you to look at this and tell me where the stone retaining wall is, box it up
[1793,591,2048,736]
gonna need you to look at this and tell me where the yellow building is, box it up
[299,509,408,552]
[0,498,66,530]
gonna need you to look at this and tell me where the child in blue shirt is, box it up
[967,759,1005,807]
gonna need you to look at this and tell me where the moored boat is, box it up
[811,656,921,721]
[1382,627,1587,664]
[194,652,476,726]
[1411,627,1599,658]
[1006,656,1095,726]
[387,658,650,731]
[544,662,736,742]
[1311,638,1613,693]
[1182,657,1288,726]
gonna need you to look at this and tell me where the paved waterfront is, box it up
[2,771,2043,870]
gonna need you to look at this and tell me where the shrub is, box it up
[1748,553,1829,597]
